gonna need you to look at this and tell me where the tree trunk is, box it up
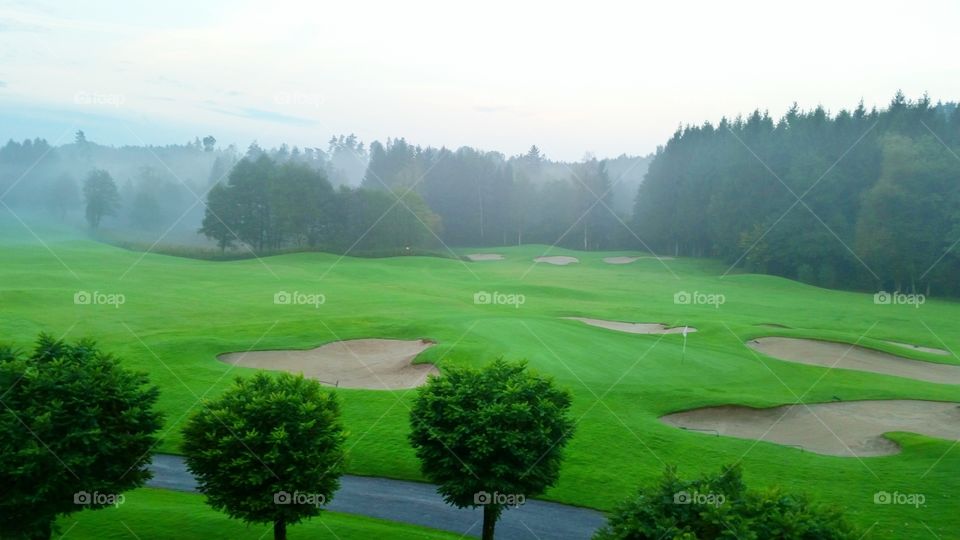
[274,518,286,540]
[481,504,497,540]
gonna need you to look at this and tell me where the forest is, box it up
[634,93,960,295]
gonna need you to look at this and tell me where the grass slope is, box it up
[2,223,958,538]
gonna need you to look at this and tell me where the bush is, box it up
[594,464,858,540]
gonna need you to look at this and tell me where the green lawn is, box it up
[2,221,959,539]
[56,488,458,539]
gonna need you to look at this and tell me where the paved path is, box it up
[148,454,606,539]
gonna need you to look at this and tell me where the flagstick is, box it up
[681,326,688,365]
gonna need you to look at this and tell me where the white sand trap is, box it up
[662,400,960,456]
[603,256,639,264]
[534,256,579,265]
[467,253,504,261]
[884,340,950,356]
[602,256,675,264]
[218,339,437,390]
[747,337,960,385]
[566,317,697,335]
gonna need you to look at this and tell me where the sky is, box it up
[1,0,959,161]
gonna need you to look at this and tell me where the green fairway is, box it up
[3,223,959,539]
[55,488,458,539]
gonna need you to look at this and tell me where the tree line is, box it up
[634,93,960,296]
[2,334,857,539]
[198,140,651,254]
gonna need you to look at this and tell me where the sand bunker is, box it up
[218,339,437,390]
[747,337,960,385]
[884,340,950,356]
[602,256,675,264]
[603,257,639,264]
[534,256,579,265]
[466,253,504,261]
[566,317,696,335]
[661,400,960,456]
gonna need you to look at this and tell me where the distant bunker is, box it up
[661,400,960,457]
[534,256,579,265]
[566,317,696,335]
[466,253,504,261]
[747,337,960,385]
[218,339,437,390]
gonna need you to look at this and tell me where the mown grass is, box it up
[2,222,959,538]
[56,488,459,539]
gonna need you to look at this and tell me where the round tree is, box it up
[182,372,346,540]
[0,334,162,540]
[409,359,575,540]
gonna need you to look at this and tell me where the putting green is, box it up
[3,222,959,538]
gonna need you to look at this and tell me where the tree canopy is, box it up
[0,334,162,540]
[181,372,346,540]
[409,359,575,540]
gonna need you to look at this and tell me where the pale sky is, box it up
[1,0,958,160]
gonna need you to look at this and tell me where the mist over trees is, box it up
[7,92,958,296]
[634,93,960,295]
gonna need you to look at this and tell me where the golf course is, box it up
[3,221,958,539]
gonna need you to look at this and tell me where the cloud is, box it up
[474,105,509,114]
[202,104,319,127]
[0,81,7,88]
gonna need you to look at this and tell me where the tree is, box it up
[182,373,346,540]
[593,464,858,540]
[82,169,119,228]
[0,334,162,540]
[409,359,575,540]
[45,174,79,220]
[198,182,237,251]
[202,135,217,152]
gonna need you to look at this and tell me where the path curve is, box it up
[148,454,605,539]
